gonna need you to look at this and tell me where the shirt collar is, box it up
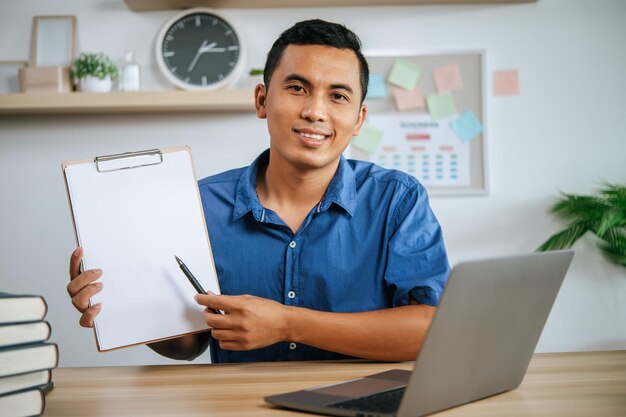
[233,151,266,222]
[318,155,357,216]
[233,150,357,222]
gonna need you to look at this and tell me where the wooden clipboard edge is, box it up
[61,156,100,348]
[61,146,221,353]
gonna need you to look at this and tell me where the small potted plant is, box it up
[71,52,118,93]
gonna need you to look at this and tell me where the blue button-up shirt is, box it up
[198,150,450,363]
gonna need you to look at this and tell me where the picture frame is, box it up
[31,15,77,67]
[0,61,28,93]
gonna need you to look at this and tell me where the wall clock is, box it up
[156,8,244,91]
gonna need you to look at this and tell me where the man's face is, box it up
[255,44,367,172]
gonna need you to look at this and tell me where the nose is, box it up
[300,93,328,123]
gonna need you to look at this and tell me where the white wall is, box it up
[1,0,624,367]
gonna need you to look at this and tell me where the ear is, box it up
[352,104,368,136]
[254,84,267,119]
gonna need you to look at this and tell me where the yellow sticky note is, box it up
[352,123,383,154]
[388,60,420,91]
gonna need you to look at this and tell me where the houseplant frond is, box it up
[537,223,588,252]
[599,228,626,267]
[538,183,626,269]
[550,194,607,226]
[597,208,625,237]
[599,182,626,206]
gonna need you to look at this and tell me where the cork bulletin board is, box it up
[349,50,488,196]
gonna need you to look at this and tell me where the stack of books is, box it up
[0,293,59,416]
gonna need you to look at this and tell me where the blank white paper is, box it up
[64,149,219,351]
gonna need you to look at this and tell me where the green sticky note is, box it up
[352,123,383,154]
[426,92,458,120]
[388,60,420,90]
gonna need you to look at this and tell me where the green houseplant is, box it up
[71,52,118,93]
[537,183,626,268]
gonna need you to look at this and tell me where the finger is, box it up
[210,329,239,342]
[78,303,102,328]
[69,247,83,280]
[218,340,246,351]
[71,282,103,313]
[67,269,103,297]
[195,293,240,312]
[203,311,233,329]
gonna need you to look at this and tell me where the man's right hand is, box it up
[67,247,103,328]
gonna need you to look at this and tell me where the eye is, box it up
[331,93,349,102]
[287,85,305,93]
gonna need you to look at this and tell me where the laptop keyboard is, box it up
[328,387,406,414]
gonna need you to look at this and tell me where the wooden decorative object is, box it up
[19,67,72,93]
[31,15,77,67]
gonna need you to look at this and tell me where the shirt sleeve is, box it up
[383,181,450,307]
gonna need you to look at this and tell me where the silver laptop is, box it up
[265,250,574,417]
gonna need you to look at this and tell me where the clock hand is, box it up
[199,41,218,53]
[188,40,209,73]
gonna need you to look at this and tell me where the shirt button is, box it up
[289,342,297,350]
[288,291,296,299]
[289,241,296,249]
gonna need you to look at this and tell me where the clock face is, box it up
[157,10,242,90]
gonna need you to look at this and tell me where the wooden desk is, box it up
[45,350,626,417]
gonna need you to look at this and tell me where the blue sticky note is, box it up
[367,74,386,99]
[450,111,483,143]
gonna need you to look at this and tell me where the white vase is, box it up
[79,76,112,93]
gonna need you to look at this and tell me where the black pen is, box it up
[174,255,222,314]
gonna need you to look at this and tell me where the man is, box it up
[67,19,450,363]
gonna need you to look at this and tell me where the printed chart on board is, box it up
[350,113,470,187]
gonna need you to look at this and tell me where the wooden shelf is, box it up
[124,0,537,10]
[0,90,255,115]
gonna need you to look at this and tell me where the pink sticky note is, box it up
[393,87,425,111]
[493,69,520,96]
[433,63,464,93]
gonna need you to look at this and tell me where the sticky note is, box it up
[450,111,483,143]
[426,93,457,120]
[387,60,420,90]
[352,123,383,154]
[393,87,425,111]
[367,74,386,99]
[433,63,464,93]
[493,69,520,96]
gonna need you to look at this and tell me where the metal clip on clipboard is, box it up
[95,149,163,173]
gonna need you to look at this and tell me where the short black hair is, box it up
[263,19,369,104]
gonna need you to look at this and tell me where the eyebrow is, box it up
[284,73,354,96]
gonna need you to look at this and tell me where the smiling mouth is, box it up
[294,129,330,141]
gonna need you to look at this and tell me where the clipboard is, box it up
[62,146,220,351]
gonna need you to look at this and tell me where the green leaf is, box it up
[550,194,607,227]
[598,240,626,268]
[537,224,588,252]
[540,183,626,268]
[598,226,626,268]
[597,209,625,237]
